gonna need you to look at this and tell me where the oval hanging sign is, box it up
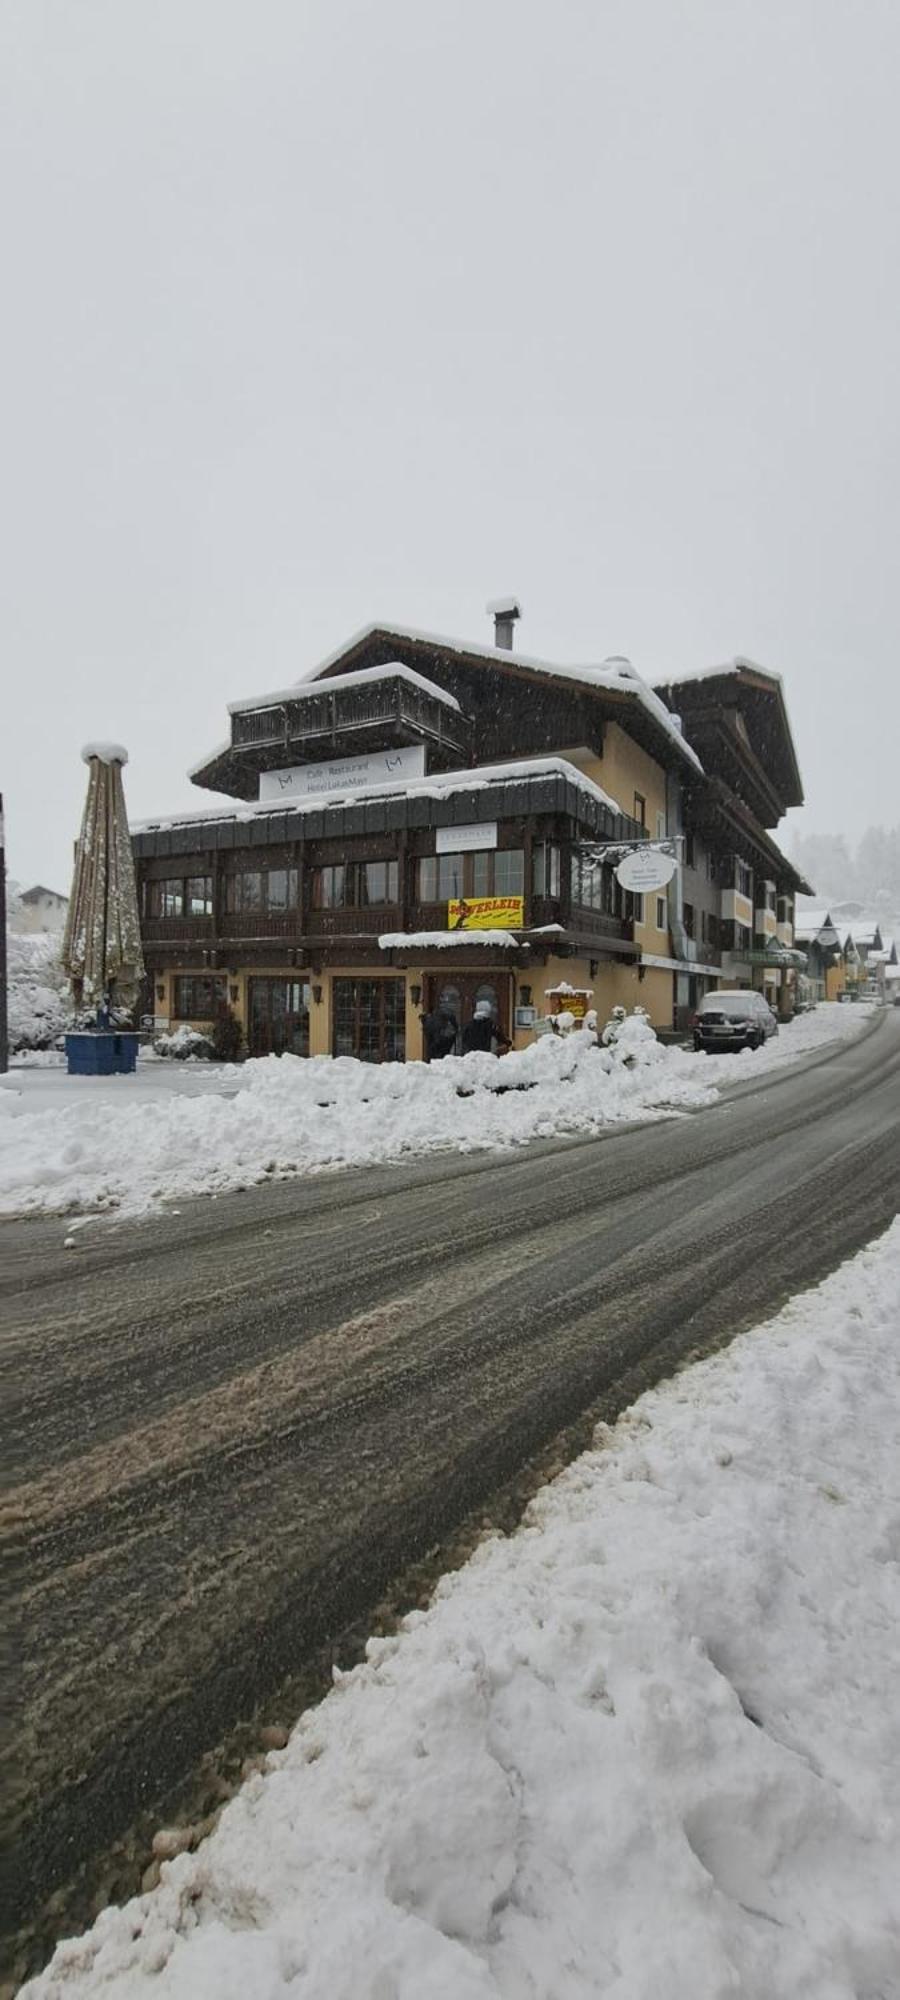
[615,848,677,893]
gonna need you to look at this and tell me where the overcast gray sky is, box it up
[2,0,898,890]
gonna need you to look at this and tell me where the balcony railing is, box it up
[218,912,300,941]
[569,907,634,946]
[230,676,472,763]
[142,916,215,943]
[307,907,401,940]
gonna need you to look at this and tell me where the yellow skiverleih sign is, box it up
[447,896,525,931]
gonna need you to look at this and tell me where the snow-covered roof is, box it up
[20,884,68,904]
[187,739,231,782]
[660,655,782,688]
[298,623,703,773]
[793,908,834,940]
[378,931,522,951]
[134,755,627,837]
[228,661,463,717]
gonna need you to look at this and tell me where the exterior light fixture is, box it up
[589,959,599,977]
[155,982,165,1001]
[519,984,532,1006]
[410,983,422,1007]
[229,983,239,1004]
[312,984,323,1006]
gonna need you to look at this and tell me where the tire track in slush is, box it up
[3,1012,899,1982]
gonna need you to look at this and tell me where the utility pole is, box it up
[0,793,8,1074]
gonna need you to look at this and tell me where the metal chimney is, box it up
[486,596,522,650]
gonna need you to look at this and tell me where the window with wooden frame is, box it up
[311,860,399,909]
[532,843,561,897]
[633,792,646,828]
[144,877,187,920]
[173,974,227,1019]
[570,853,619,916]
[225,867,299,914]
[417,850,524,902]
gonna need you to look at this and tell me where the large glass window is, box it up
[333,979,405,1064]
[173,975,226,1019]
[532,844,561,898]
[418,850,523,901]
[248,977,310,1057]
[225,868,299,913]
[493,849,524,897]
[358,860,399,906]
[187,876,213,917]
[418,854,464,901]
[311,861,398,908]
[161,879,184,918]
[570,853,617,915]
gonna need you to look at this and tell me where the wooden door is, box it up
[424,973,511,1054]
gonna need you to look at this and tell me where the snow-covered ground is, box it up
[0,1003,875,1221]
[22,1221,900,2000]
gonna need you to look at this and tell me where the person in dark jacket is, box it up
[421,1004,458,1060]
[461,999,511,1056]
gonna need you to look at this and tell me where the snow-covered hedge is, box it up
[153,1025,215,1061]
[5,928,71,1052]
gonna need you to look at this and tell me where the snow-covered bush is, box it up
[153,1024,214,1061]
[600,1004,664,1067]
[5,927,71,1052]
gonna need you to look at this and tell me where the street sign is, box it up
[616,848,677,892]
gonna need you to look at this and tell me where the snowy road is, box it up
[4,1008,900,1979]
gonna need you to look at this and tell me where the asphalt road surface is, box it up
[4,1010,900,1977]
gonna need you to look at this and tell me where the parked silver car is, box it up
[693,989,779,1052]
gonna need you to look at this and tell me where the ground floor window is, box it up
[333,978,405,1063]
[173,974,227,1019]
[248,977,310,1057]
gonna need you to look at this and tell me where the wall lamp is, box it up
[519,984,532,1006]
[155,982,165,1002]
[312,984,324,1006]
[589,959,599,978]
[410,983,422,1007]
[229,983,240,1004]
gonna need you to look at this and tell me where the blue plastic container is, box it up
[65,1033,140,1076]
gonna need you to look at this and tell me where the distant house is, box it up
[10,885,69,936]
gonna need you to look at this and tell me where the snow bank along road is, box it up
[3,1009,899,1979]
[21,1226,900,2000]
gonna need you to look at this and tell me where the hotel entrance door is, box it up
[423,973,512,1055]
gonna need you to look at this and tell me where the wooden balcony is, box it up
[568,906,635,954]
[230,675,473,772]
[142,916,215,944]
[218,912,301,941]
[306,907,401,941]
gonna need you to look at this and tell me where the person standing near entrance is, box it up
[421,1003,458,1060]
[461,999,510,1056]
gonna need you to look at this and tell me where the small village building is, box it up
[10,885,69,936]
[132,619,812,1061]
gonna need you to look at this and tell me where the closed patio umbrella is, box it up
[61,743,145,1018]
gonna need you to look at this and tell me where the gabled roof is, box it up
[297,621,703,774]
[654,657,804,811]
[20,884,68,904]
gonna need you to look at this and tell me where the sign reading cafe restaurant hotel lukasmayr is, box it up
[260,744,426,801]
